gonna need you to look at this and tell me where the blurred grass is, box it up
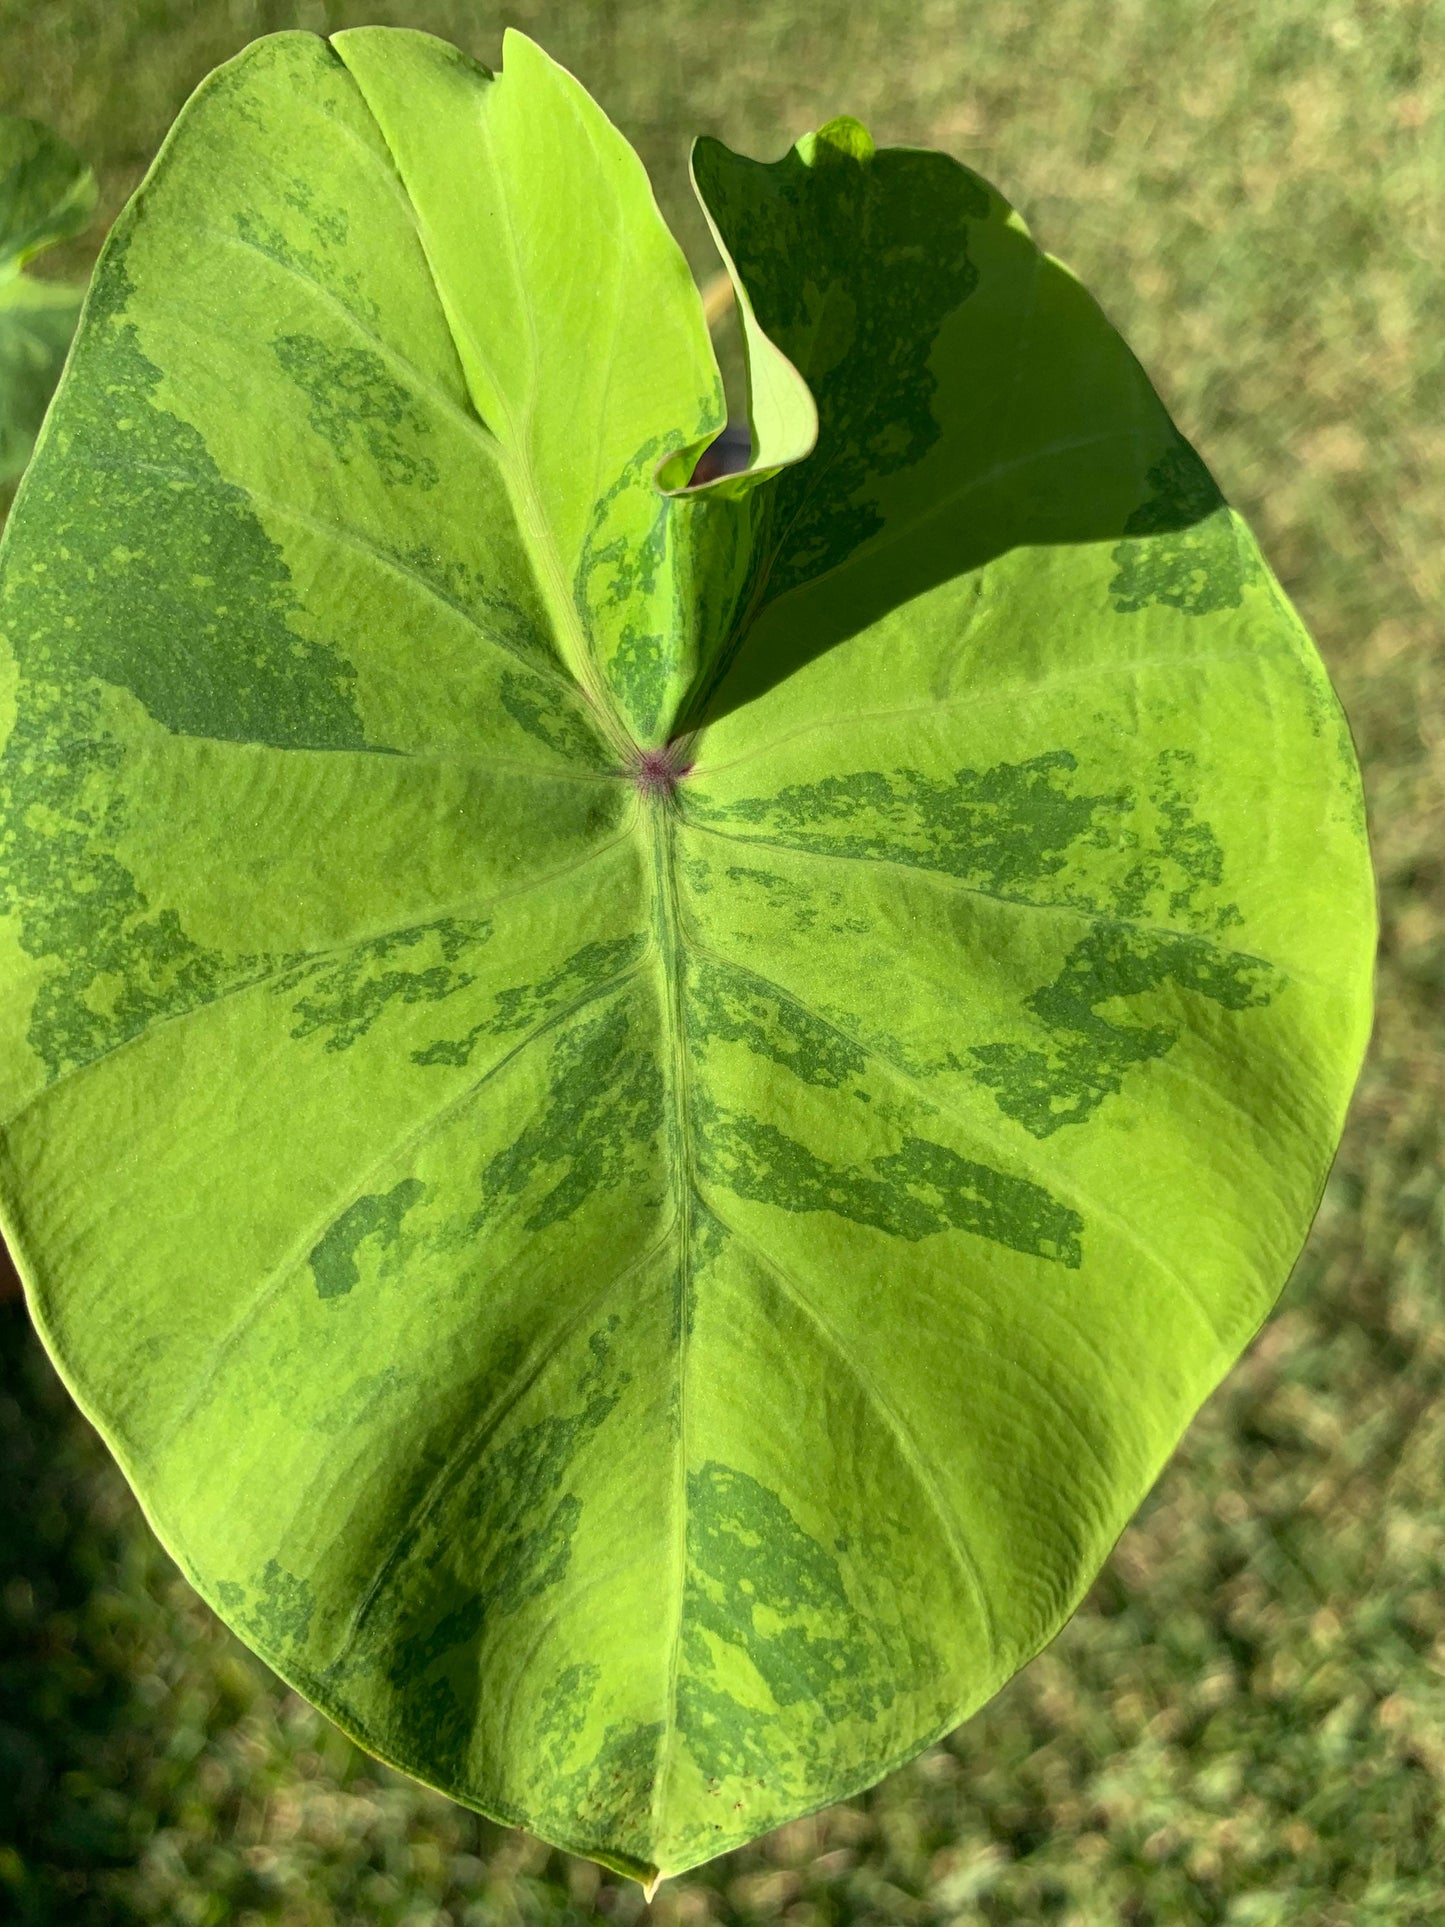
[0,0,1442,1920]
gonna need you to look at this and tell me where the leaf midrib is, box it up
[642,790,698,1847]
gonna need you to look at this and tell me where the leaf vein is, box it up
[190,224,499,456]
[0,830,634,1133]
[705,1197,999,1664]
[690,649,1295,781]
[680,813,1291,985]
[683,937,1227,1355]
[144,955,650,1460]
[333,1219,679,1667]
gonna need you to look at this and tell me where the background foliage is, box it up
[0,0,1440,1920]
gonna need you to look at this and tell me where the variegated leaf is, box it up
[0,28,1373,1882]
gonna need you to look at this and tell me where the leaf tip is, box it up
[803,115,876,166]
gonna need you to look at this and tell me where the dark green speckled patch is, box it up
[309,1177,426,1299]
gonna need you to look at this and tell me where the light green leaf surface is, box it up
[0,27,1373,1883]
[0,114,97,485]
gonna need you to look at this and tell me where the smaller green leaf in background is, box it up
[0,115,97,488]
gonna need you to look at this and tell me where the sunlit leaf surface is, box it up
[0,27,1373,1881]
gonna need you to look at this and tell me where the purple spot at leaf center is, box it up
[631,742,694,801]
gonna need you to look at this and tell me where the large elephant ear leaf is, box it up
[0,114,98,486]
[0,25,1373,1890]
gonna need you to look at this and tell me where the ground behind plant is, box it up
[1,1,1442,1921]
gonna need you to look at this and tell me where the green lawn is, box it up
[1,0,1442,1920]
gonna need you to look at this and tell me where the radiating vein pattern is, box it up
[0,20,1373,1889]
